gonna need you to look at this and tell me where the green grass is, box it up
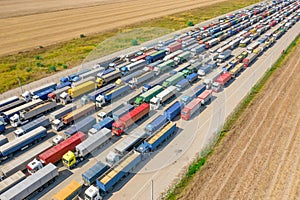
[164,34,300,200]
[0,0,261,94]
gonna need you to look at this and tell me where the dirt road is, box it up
[0,0,226,56]
[180,43,300,199]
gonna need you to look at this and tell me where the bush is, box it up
[35,55,42,60]
[63,64,68,69]
[80,34,86,38]
[131,39,138,46]
[49,66,56,72]
[187,21,194,26]
[26,67,32,72]
[36,62,44,67]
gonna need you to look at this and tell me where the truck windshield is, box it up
[62,158,69,165]
[181,111,187,115]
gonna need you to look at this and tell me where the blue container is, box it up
[164,101,183,121]
[145,115,168,135]
[82,162,109,186]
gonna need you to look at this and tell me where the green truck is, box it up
[162,72,185,88]
[174,52,191,65]
[134,85,164,105]
[155,60,175,75]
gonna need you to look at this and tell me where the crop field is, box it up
[178,37,300,199]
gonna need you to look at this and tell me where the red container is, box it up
[112,103,150,136]
[166,42,182,53]
[197,90,212,104]
[215,72,231,86]
[181,98,202,121]
[38,132,86,165]
[47,92,56,100]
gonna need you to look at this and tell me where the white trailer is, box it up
[0,163,58,200]
[49,104,76,122]
[128,71,156,89]
[0,171,26,194]
[150,86,178,110]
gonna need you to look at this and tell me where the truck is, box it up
[198,64,213,76]
[119,69,146,84]
[87,84,115,102]
[112,104,134,121]
[230,63,244,77]
[96,70,122,88]
[84,185,102,200]
[197,90,213,105]
[0,141,52,179]
[137,122,177,153]
[112,103,150,136]
[191,44,206,55]
[164,101,183,121]
[0,164,58,200]
[49,104,76,122]
[62,128,111,168]
[14,115,50,137]
[95,84,131,108]
[217,49,232,63]
[120,59,146,74]
[56,81,72,90]
[60,81,95,105]
[181,98,202,120]
[135,85,164,105]
[181,84,206,106]
[146,50,166,64]
[82,161,109,186]
[52,180,82,200]
[212,72,232,92]
[106,131,147,166]
[64,116,96,138]
[186,73,198,83]
[0,171,26,194]
[10,100,57,127]
[0,96,19,108]
[0,135,8,146]
[0,127,47,162]
[162,72,185,88]
[96,150,142,192]
[145,114,168,135]
[150,86,177,110]
[154,60,175,75]
[142,73,169,92]
[163,50,183,61]
[88,117,114,136]
[175,78,190,91]
[166,42,182,53]
[205,38,219,49]
[47,86,70,102]
[174,51,191,65]
[243,53,258,67]
[28,132,86,171]
[32,88,54,101]
[128,71,156,89]
[0,121,5,134]
[22,82,57,102]
[0,99,27,115]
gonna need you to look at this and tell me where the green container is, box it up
[162,72,185,88]
[135,85,164,105]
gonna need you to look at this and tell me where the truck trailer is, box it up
[181,98,202,120]
[145,114,168,135]
[150,86,178,110]
[0,171,26,194]
[52,180,82,200]
[14,115,50,137]
[88,117,114,136]
[82,161,109,186]
[135,85,164,105]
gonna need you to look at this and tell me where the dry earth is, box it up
[0,0,226,56]
[179,44,300,199]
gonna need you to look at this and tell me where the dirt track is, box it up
[180,43,300,199]
[0,0,226,56]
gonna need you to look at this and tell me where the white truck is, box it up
[150,86,178,110]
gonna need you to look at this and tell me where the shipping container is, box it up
[181,98,202,120]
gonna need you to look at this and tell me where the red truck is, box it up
[166,42,182,53]
[212,72,232,92]
[243,53,258,67]
[181,98,202,121]
[38,132,86,165]
[112,103,150,136]
[197,90,213,105]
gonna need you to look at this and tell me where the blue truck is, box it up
[0,135,8,146]
[112,104,134,121]
[145,115,168,135]
[88,117,114,136]
[181,84,206,105]
[142,73,169,92]
[64,116,96,138]
[137,122,177,153]
[0,96,19,108]
[0,121,5,134]
[146,50,166,64]
[82,161,109,186]
[56,81,72,90]
[164,101,184,121]
[88,84,115,102]
[33,88,54,101]
[175,79,189,91]
[186,73,198,83]
[96,85,131,108]
[0,126,47,162]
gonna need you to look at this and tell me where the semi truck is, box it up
[96,150,142,192]
[128,71,156,89]
[243,53,258,67]
[164,101,184,121]
[22,82,57,102]
[186,73,198,83]
[32,88,55,101]
[120,60,146,74]
[120,69,146,84]
[0,171,26,194]
[10,100,56,127]
[197,64,213,76]
[60,81,95,105]
[163,50,183,61]
[62,128,111,169]
[14,115,50,137]
[217,49,232,63]
[191,44,206,55]
[181,84,206,105]
[174,51,191,64]
[0,164,58,200]
[166,42,182,53]
[162,72,185,88]
[82,161,109,186]
[230,63,244,77]
[95,84,131,108]
[88,117,114,136]
[146,50,166,64]
[47,86,70,102]
[181,98,202,120]
[96,70,122,88]
[52,180,82,200]
[112,104,134,121]
[150,86,178,110]
[0,141,52,179]
[52,103,95,131]
[106,131,147,166]
[212,72,232,92]
[154,60,175,75]
[27,132,86,174]
[142,73,169,92]
[0,99,27,115]
[112,103,150,136]
[87,84,115,102]
[175,78,190,91]
[137,122,177,153]
[0,135,8,146]
[145,114,168,135]
[197,90,213,105]
[0,126,47,162]
[49,104,75,122]
[64,116,96,138]
[135,85,164,105]
[0,96,19,108]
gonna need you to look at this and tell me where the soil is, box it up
[179,44,300,199]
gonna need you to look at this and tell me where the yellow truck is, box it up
[230,63,244,78]
[68,81,95,98]
[52,180,82,200]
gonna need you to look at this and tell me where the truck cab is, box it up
[95,95,105,108]
[52,135,64,145]
[180,95,192,106]
[85,185,102,200]
[203,79,213,89]
[150,97,160,110]
[105,151,120,166]
[60,92,72,105]
[14,129,25,137]
[9,114,27,127]
[212,82,221,92]
[21,91,32,102]
[62,151,77,168]
[51,119,64,131]
[27,158,43,175]
[97,112,107,121]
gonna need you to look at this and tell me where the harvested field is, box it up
[179,42,300,199]
[0,0,227,56]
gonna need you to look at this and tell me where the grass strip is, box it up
[0,0,260,94]
[164,33,300,200]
